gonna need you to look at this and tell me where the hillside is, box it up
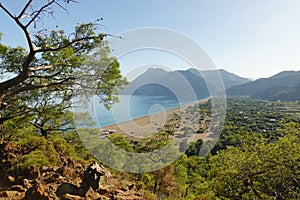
[121,68,251,99]
[201,69,251,89]
[227,70,300,101]
[1,98,300,199]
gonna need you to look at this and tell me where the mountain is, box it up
[226,70,300,101]
[201,69,251,89]
[120,68,251,100]
[121,68,209,101]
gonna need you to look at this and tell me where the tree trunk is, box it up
[183,183,192,197]
[0,97,4,143]
[153,180,157,194]
[0,116,3,144]
[41,129,48,139]
[248,177,262,199]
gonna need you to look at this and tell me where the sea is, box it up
[93,95,198,127]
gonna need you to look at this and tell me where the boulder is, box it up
[22,179,32,189]
[61,193,85,200]
[40,166,49,172]
[23,183,49,200]
[85,188,103,199]
[10,184,26,192]
[24,166,40,180]
[7,175,15,183]
[0,190,22,198]
[56,162,106,198]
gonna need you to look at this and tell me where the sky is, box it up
[1,0,300,79]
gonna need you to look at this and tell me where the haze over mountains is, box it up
[227,70,300,101]
[120,68,300,101]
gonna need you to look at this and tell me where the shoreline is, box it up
[101,98,209,137]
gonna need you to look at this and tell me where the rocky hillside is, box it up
[0,141,142,200]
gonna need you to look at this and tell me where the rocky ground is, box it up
[0,142,142,200]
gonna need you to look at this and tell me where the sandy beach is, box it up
[101,98,209,141]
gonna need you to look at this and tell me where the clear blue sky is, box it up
[1,0,300,79]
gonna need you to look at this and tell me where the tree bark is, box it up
[0,113,4,144]
[183,183,192,197]
[41,129,48,139]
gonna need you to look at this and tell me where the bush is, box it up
[19,150,51,168]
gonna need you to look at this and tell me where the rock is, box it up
[83,162,105,191]
[61,193,84,200]
[97,187,111,196]
[0,191,9,197]
[7,175,15,183]
[22,179,32,189]
[40,166,49,172]
[0,190,22,198]
[11,184,26,192]
[66,158,75,168]
[51,173,62,180]
[112,188,143,200]
[23,183,49,200]
[113,194,143,200]
[85,188,102,199]
[53,166,60,172]
[56,162,107,198]
[128,184,135,190]
[56,183,80,198]
[24,166,40,180]
[57,166,75,178]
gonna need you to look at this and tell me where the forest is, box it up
[1,97,299,199]
[0,1,299,199]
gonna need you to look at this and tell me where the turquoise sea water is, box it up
[94,95,198,127]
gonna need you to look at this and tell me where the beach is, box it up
[101,98,209,141]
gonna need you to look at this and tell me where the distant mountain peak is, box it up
[121,68,251,97]
[270,70,300,79]
[146,67,168,72]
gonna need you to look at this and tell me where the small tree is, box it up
[0,0,127,140]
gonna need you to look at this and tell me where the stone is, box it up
[56,162,107,198]
[0,190,21,198]
[40,166,49,172]
[22,179,32,189]
[51,173,61,180]
[0,191,8,197]
[85,188,102,199]
[24,166,40,180]
[97,187,110,196]
[61,193,84,200]
[23,184,49,200]
[53,166,60,172]
[56,183,80,198]
[11,184,26,192]
[7,175,15,183]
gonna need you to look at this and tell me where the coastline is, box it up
[101,98,209,138]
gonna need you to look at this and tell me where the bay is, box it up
[93,95,197,127]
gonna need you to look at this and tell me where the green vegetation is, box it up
[0,0,127,141]
[227,71,300,101]
[132,98,300,199]
[1,1,299,199]
[2,118,94,173]
[1,93,300,199]
[70,97,300,199]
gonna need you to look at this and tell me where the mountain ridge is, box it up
[226,70,300,101]
[120,68,251,100]
[121,68,300,101]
